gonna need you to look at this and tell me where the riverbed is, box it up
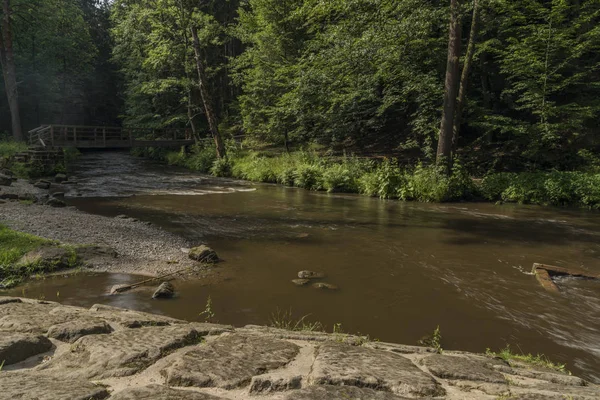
[4,151,600,382]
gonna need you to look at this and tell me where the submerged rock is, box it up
[153,282,175,299]
[291,279,310,286]
[189,245,219,263]
[312,282,338,290]
[298,270,325,279]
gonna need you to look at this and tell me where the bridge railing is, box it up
[28,125,193,148]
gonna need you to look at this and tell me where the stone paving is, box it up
[1,296,598,399]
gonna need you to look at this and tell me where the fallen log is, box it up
[532,263,600,293]
[109,268,189,295]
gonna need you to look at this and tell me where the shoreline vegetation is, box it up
[131,143,600,210]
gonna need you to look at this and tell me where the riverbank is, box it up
[1,296,598,399]
[132,145,600,209]
[0,178,201,285]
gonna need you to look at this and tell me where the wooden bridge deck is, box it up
[28,125,195,149]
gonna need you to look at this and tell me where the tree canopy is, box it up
[1,0,599,173]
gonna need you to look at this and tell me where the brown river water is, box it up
[5,152,600,382]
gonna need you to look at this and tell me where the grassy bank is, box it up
[0,140,80,179]
[0,224,79,289]
[132,144,600,209]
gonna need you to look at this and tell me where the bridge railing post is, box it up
[50,126,54,147]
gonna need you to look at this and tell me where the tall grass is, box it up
[132,144,600,208]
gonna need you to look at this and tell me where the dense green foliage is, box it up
[2,0,600,205]
[116,0,599,171]
[133,144,600,209]
[0,0,120,133]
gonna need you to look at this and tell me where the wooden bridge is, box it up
[28,125,195,149]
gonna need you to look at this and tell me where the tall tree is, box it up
[436,0,462,167]
[453,0,481,149]
[191,24,225,158]
[0,0,22,140]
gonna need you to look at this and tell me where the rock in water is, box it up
[188,245,219,263]
[54,173,67,183]
[298,270,325,279]
[312,282,338,290]
[292,279,310,286]
[0,173,12,186]
[46,197,66,208]
[34,180,51,189]
[153,282,175,299]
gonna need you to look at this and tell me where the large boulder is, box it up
[152,282,175,299]
[188,245,219,263]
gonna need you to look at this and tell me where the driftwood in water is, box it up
[532,263,600,293]
[109,269,187,295]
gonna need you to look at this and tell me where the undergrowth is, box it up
[131,143,600,208]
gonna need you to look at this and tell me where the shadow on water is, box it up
[5,151,600,382]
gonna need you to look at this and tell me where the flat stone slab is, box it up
[0,333,53,365]
[110,385,226,399]
[161,334,300,389]
[283,385,412,399]
[309,342,444,397]
[38,325,199,379]
[0,371,109,400]
[47,320,113,343]
[86,303,186,328]
[0,300,67,333]
[420,354,507,383]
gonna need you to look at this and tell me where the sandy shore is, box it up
[0,179,195,276]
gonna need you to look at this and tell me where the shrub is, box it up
[294,164,324,190]
[480,173,514,201]
[322,163,360,193]
[210,157,232,177]
[405,163,450,202]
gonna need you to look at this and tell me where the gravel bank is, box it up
[0,180,194,276]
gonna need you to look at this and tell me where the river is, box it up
[7,151,600,382]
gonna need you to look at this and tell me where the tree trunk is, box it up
[190,25,226,159]
[452,0,481,151]
[0,0,23,141]
[436,0,462,169]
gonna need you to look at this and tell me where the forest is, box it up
[1,0,600,206]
